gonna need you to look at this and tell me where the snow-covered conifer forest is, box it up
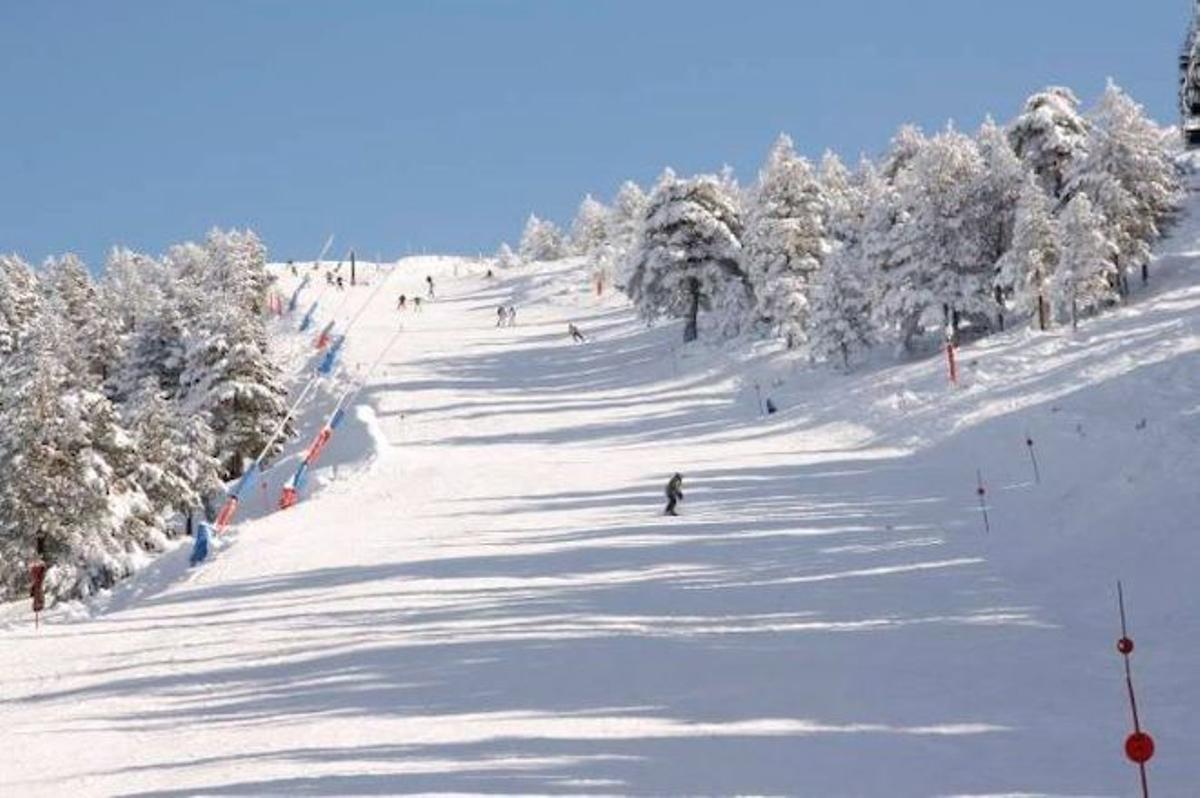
[507,82,1182,361]
[0,230,286,601]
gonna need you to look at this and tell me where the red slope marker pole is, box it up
[29,557,46,630]
[1117,581,1153,797]
[975,469,990,533]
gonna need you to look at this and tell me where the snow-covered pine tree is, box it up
[818,151,858,244]
[876,128,992,350]
[205,228,272,315]
[1008,86,1090,199]
[101,248,166,335]
[807,244,874,370]
[81,375,163,552]
[807,153,877,366]
[180,303,290,479]
[0,308,139,602]
[1054,192,1118,329]
[518,214,566,262]
[0,255,42,356]
[743,134,826,347]
[858,158,904,326]
[119,289,190,400]
[998,177,1061,330]
[626,170,752,343]
[163,242,212,325]
[126,379,223,529]
[881,125,928,181]
[40,254,95,326]
[1069,80,1183,290]
[495,242,520,269]
[975,117,1032,330]
[977,119,1029,253]
[569,195,611,258]
[862,134,921,350]
[40,254,125,389]
[608,181,649,288]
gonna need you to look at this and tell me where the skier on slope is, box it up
[506,306,516,326]
[496,306,507,327]
[398,294,407,311]
[664,473,684,516]
[426,275,435,299]
[568,323,587,343]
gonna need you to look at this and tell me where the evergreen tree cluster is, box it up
[0,229,289,603]
[502,82,1182,361]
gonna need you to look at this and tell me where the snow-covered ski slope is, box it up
[3,209,1200,795]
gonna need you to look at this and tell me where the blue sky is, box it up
[0,1,1187,267]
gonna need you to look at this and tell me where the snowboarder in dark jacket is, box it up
[664,473,683,516]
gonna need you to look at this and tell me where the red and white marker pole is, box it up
[1117,581,1154,797]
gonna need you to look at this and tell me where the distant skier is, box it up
[336,275,345,291]
[426,275,435,299]
[664,473,684,516]
[506,306,517,326]
[397,294,407,311]
[568,323,587,343]
[412,296,422,311]
[765,398,778,415]
[325,271,334,286]
[496,305,507,327]
[485,268,494,279]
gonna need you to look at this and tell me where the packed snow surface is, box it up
[3,214,1200,794]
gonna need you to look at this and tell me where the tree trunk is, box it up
[1142,261,1149,285]
[994,285,1005,332]
[683,277,700,343]
[900,313,922,354]
[1036,293,1047,332]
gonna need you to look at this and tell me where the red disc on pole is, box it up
[1125,731,1155,764]
[1117,637,1134,655]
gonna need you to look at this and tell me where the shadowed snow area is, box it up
[3,211,1200,794]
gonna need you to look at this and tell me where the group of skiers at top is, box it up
[396,275,437,311]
